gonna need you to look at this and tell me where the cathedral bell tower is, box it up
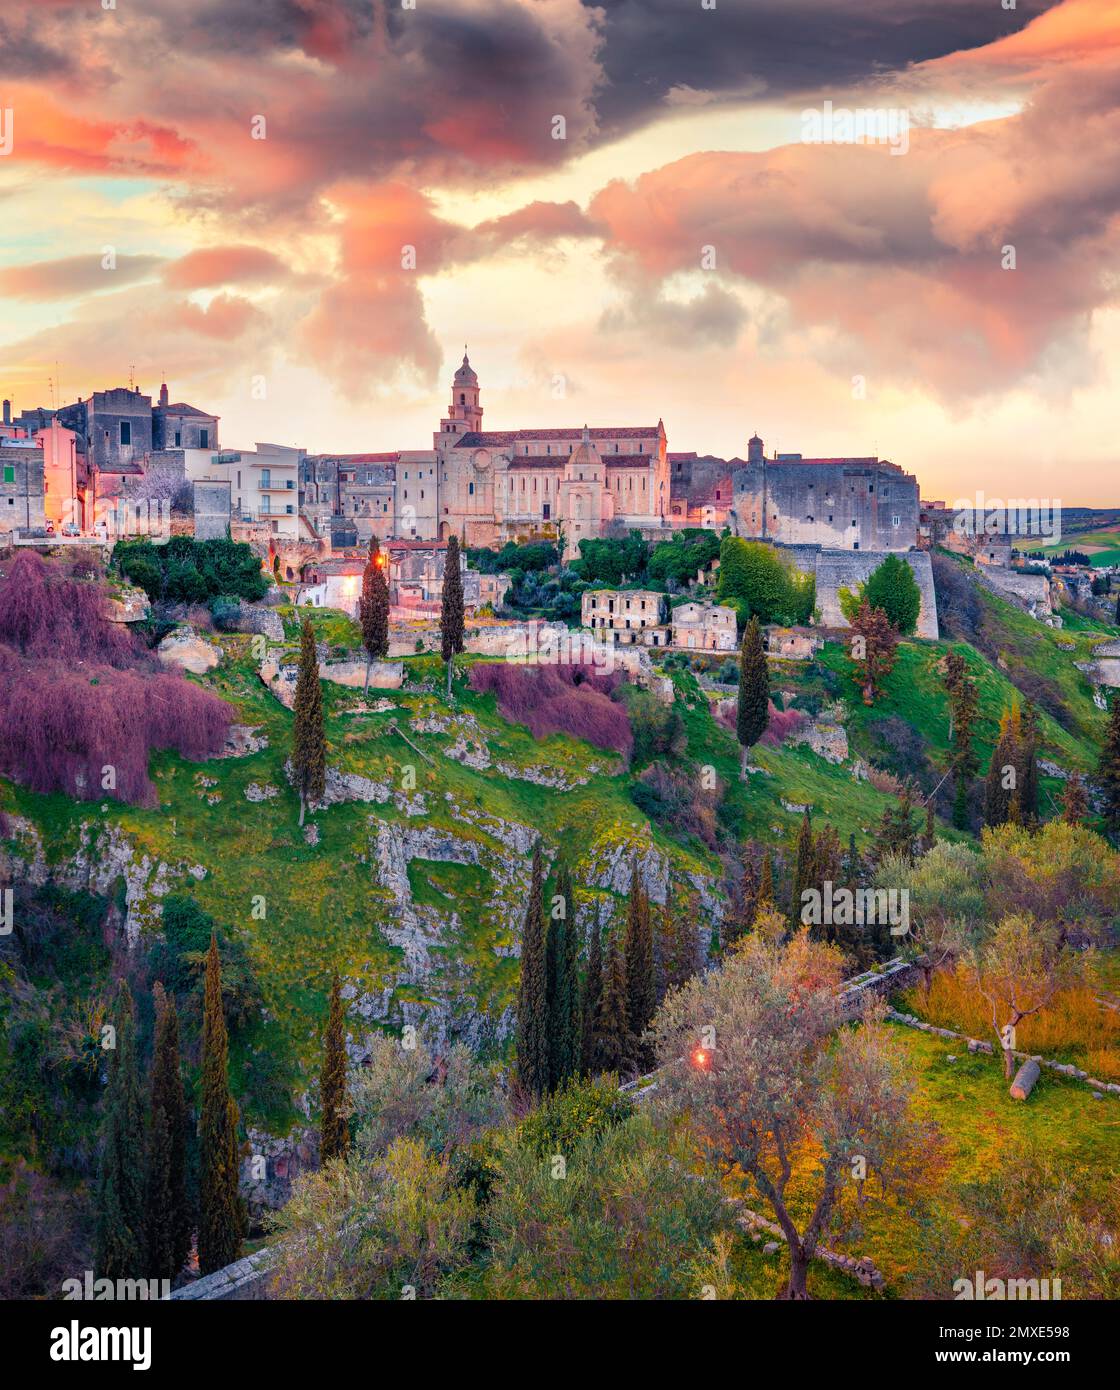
[439,350,483,440]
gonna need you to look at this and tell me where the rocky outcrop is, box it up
[157,626,220,674]
[106,585,151,623]
[789,719,848,764]
[220,724,268,758]
[259,655,404,707]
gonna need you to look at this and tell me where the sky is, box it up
[1,0,1118,506]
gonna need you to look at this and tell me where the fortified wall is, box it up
[813,548,939,639]
[730,457,920,552]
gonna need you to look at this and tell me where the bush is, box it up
[0,652,233,806]
[113,536,268,604]
[466,541,558,575]
[619,684,687,765]
[468,661,632,757]
[861,554,922,634]
[149,895,262,1032]
[648,529,722,589]
[572,532,649,587]
[517,1077,634,1159]
[0,551,141,667]
[717,537,814,624]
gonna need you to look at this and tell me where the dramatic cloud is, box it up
[0,254,164,300]
[585,0,1058,134]
[585,13,1120,400]
[163,247,294,291]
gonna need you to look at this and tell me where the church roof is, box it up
[453,426,660,449]
[453,353,478,386]
[600,453,653,468]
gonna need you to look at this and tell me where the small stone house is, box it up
[581,588,670,645]
[765,625,822,660]
[670,601,738,652]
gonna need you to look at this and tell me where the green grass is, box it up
[3,574,1113,1137]
[763,1023,1120,1299]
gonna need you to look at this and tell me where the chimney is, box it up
[159,382,169,408]
[2,400,10,426]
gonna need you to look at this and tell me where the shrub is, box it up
[619,684,687,765]
[113,536,268,604]
[517,1076,634,1159]
[0,651,233,807]
[468,660,632,757]
[0,551,140,667]
[717,537,815,624]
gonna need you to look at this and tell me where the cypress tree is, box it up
[198,935,243,1275]
[874,786,918,865]
[95,981,145,1281]
[580,922,603,1078]
[790,810,815,925]
[358,539,390,693]
[593,937,634,1078]
[1021,702,1041,823]
[440,534,465,699]
[623,860,655,1067]
[845,832,861,890]
[1062,770,1089,826]
[319,972,349,1163]
[1099,693,1120,836]
[736,615,770,749]
[985,708,1019,828]
[515,843,550,1098]
[660,890,700,993]
[723,853,757,949]
[546,862,580,1092]
[145,983,190,1282]
[291,617,326,827]
[758,849,774,908]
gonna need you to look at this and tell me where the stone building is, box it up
[433,354,670,556]
[582,588,670,644]
[670,600,737,652]
[152,382,219,452]
[729,436,920,551]
[580,588,736,651]
[0,439,46,532]
[667,452,736,529]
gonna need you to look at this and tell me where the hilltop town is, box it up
[3,353,1120,1310]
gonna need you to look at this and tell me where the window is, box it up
[199,429,209,449]
[2,466,13,484]
[120,421,131,446]
[468,482,474,495]
[174,431,181,447]
[892,515,901,527]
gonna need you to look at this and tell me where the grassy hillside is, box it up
[3,561,1115,1140]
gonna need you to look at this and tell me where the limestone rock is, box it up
[157,625,220,674]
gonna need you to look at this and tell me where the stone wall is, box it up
[731,459,919,551]
[814,549,939,639]
[975,565,1053,619]
[169,1249,274,1301]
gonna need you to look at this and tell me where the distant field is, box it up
[1036,529,1120,566]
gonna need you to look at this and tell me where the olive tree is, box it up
[652,932,931,1299]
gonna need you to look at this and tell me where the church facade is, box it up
[432,354,671,556]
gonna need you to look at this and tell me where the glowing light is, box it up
[691,1045,710,1071]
